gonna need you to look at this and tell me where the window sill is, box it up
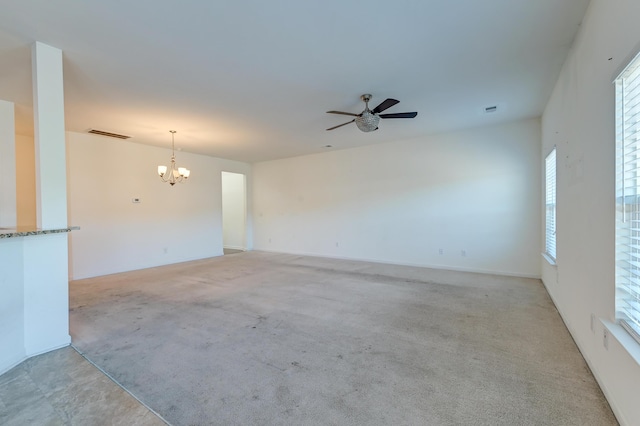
[602,319,640,367]
[541,252,557,266]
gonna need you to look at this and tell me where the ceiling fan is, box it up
[326,94,417,132]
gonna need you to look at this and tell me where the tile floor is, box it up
[0,346,166,425]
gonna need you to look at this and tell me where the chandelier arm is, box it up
[159,164,169,182]
[164,158,171,184]
[173,157,185,184]
[160,155,174,183]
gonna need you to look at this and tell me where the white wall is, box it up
[541,0,640,424]
[0,233,72,375]
[253,118,541,277]
[222,171,247,250]
[23,233,71,356]
[67,131,251,279]
[0,100,16,228]
[0,238,24,373]
[16,134,36,228]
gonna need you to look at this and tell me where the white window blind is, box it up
[615,51,640,345]
[545,148,556,261]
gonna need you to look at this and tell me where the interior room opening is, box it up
[221,171,247,254]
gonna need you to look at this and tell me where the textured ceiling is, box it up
[0,0,590,163]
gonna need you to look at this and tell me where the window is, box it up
[615,51,640,345]
[544,147,557,262]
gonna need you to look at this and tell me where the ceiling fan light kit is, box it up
[327,94,417,132]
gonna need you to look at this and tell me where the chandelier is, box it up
[157,130,190,186]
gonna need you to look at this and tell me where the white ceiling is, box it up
[0,0,590,163]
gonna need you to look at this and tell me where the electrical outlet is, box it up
[163,247,168,254]
[461,250,467,257]
[335,242,339,247]
[438,248,444,255]
[132,197,141,203]
[590,314,595,333]
[603,328,609,350]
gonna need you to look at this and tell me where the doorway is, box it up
[221,171,247,254]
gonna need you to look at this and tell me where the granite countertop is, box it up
[0,226,80,239]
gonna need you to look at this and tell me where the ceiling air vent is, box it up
[88,129,131,139]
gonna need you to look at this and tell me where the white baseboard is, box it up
[254,248,541,279]
[0,340,71,376]
[0,355,27,376]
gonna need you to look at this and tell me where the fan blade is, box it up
[326,119,355,131]
[379,112,418,119]
[372,98,399,114]
[327,110,360,117]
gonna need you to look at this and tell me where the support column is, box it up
[0,100,17,228]
[23,41,70,356]
[32,41,67,229]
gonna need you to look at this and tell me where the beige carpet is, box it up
[70,252,617,425]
